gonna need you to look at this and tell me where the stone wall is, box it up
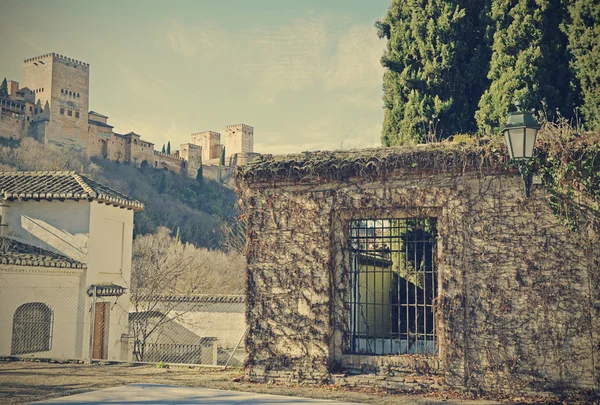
[0,115,26,141]
[237,146,600,395]
[153,151,185,174]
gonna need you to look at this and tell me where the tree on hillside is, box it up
[158,170,168,194]
[377,0,491,145]
[219,147,226,166]
[196,159,203,189]
[564,0,600,130]
[0,78,8,99]
[476,0,576,132]
[166,141,171,155]
[161,144,166,153]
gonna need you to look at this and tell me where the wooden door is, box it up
[92,302,108,359]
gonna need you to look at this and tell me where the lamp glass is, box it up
[525,127,537,158]
[507,128,525,160]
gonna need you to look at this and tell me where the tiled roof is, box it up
[88,119,114,129]
[140,294,246,304]
[88,110,108,118]
[0,171,144,211]
[0,237,86,269]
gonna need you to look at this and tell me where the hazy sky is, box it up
[0,0,389,155]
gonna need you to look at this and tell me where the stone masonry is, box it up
[236,139,600,396]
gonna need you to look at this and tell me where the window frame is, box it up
[11,302,54,355]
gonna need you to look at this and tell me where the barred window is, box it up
[11,303,53,355]
[347,218,438,356]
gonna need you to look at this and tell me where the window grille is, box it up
[11,302,53,355]
[347,218,438,356]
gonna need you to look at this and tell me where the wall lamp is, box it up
[502,102,541,198]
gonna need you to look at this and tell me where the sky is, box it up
[0,0,390,155]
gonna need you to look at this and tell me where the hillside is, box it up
[0,138,240,249]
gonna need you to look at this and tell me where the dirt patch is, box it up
[0,360,570,405]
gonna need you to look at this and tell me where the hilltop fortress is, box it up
[0,53,258,178]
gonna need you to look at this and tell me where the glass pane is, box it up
[525,128,537,158]
[508,128,525,159]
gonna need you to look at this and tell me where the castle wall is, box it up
[87,124,112,158]
[126,135,154,166]
[153,151,185,174]
[29,119,49,143]
[0,115,26,141]
[108,135,128,162]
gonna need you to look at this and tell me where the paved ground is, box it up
[33,384,368,404]
[0,361,529,405]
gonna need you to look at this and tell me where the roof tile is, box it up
[0,237,86,269]
[0,171,144,211]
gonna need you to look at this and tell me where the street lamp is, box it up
[502,102,541,198]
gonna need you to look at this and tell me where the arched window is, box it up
[11,303,53,355]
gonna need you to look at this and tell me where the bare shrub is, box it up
[129,227,245,361]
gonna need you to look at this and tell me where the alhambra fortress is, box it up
[0,53,259,179]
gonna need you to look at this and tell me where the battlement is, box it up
[181,143,201,149]
[192,130,220,137]
[153,150,184,161]
[226,123,253,130]
[24,53,89,69]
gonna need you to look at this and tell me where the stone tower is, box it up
[224,124,253,158]
[180,143,202,175]
[190,130,221,162]
[22,53,90,150]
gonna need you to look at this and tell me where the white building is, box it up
[0,171,143,361]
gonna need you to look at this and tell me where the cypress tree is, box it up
[564,0,600,130]
[476,0,575,132]
[161,144,166,153]
[219,147,226,166]
[196,159,204,188]
[166,141,171,155]
[0,78,8,99]
[377,0,489,145]
[158,171,168,194]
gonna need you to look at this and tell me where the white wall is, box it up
[2,199,136,362]
[0,266,87,359]
[86,201,135,360]
[3,200,90,263]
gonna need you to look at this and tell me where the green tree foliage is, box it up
[219,147,226,166]
[564,0,600,130]
[158,170,168,194]
[476,0,575,132]
[0,78,8,99]
[196,160,204,189]
[161,144,166,153]
[166,141,171,155]
[377,0,491,145]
